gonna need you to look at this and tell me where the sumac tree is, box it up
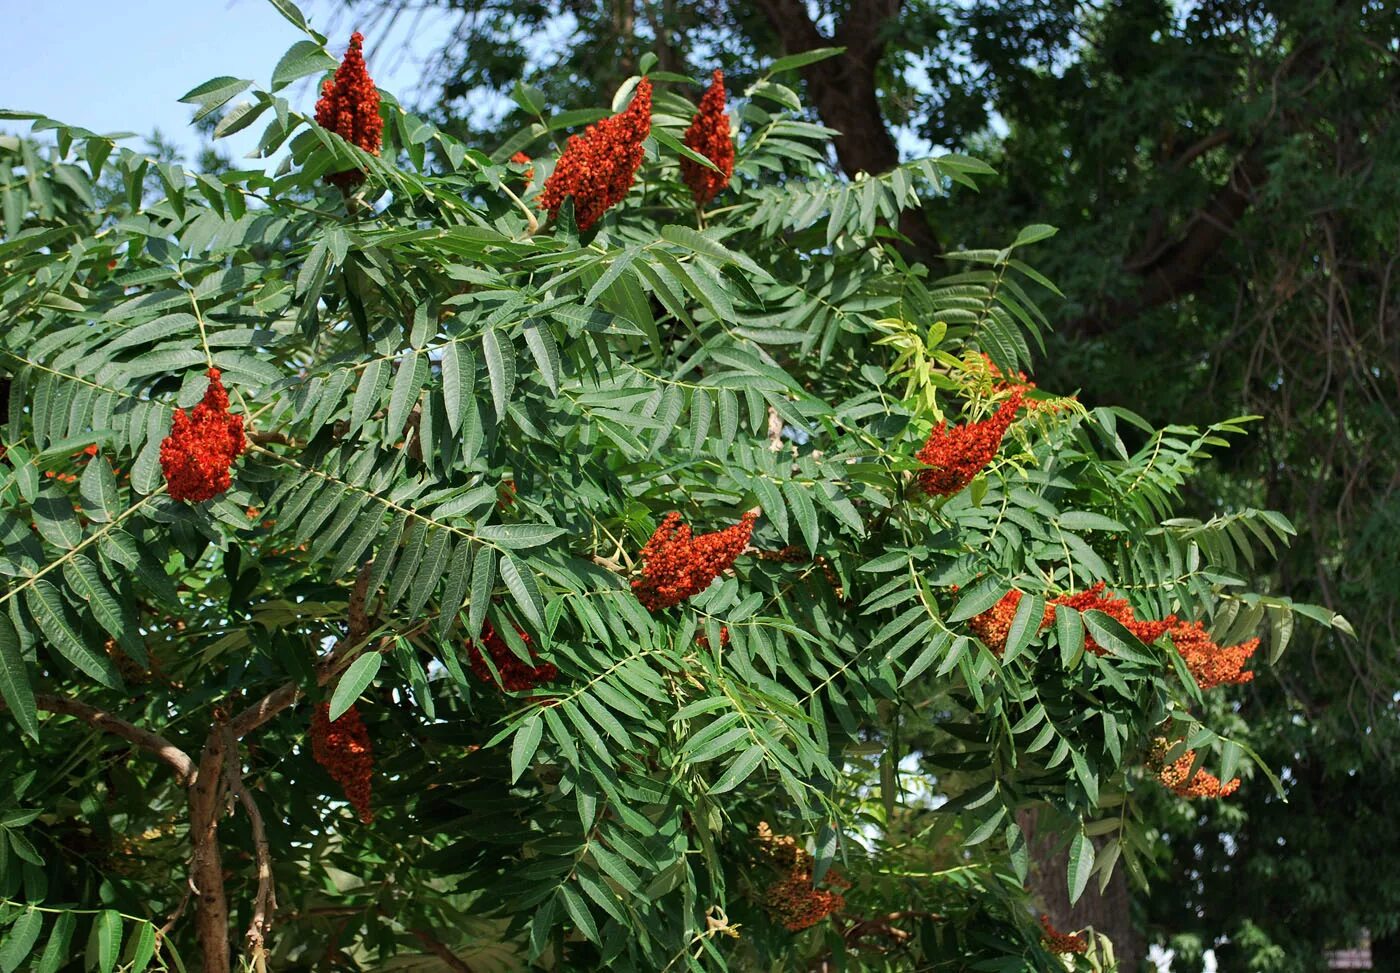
[0,5,1346,971]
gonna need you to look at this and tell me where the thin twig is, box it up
[231,766,278,971]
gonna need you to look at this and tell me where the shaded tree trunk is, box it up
[1019,808,1143,970]
[754,0,941,259]
[190,731,233,973]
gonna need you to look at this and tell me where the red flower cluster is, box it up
[510,151,534,187]
[1167,619,1258,691]
[632,511,757,611]
[310,703,374,823]
[1155,745,1240,799]
[539,79,652,231]
[1050,582,1174,655]
[981,353,1035,395]
[160,368,246,502]
[314,32,383,190]
[970,583,1192,658]
[680,70,734,206]
[1040,915,1088,954]
[756,822,849,932]
[971,590,1058,656]
[466,623,559,692]
[915,390,1024,496]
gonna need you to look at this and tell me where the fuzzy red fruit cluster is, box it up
[160,368,246,503]
[539,79,652,231]
[632,511,756,611]
[968,584,1260,686]
[314,32,383,190]
[1154,743,1240,799]
[756,822,848,932]
[310,703,374,823]
[916,390,1023,496]
[969,590,1045,656]
[1050,582,1174,655]
[1040,915,1088,954]
[680,70,734,206]
[1167,618,1257,690]
[466,623,559,692]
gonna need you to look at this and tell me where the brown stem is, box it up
[232,764,277,969]
[189,729,232,973]
[33,694,194,782]
[410,926,476,973]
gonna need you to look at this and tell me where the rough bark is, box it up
[190,730,233,973]
[754,0,941,259]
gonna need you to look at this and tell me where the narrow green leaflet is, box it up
[0,613,37,739]
[0,906,41,973]
[33,912,75,973]
[511,714,544,783]
[1067,832,1095,904]
[27,581,122,689]
[709,745,765,795]
[329,652,382,720]
[93,910,122,973]
[499,552,545,629]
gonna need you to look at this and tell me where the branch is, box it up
[410,926,475,973]
[33,693,194,783]
[1068,33,1330,336]
[1072,145,1267,334]
[232,772,277,971]
[227,564,377,740]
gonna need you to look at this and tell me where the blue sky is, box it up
[0,0,448,160]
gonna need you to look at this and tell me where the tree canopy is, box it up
[329,0,1400,965]
[0,1,1368,970]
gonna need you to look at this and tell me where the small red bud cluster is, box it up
[632,511,757,611]
[466,622,559,692]
[1040,915,1088,954]
[310,703,374,823]
[756,822,849,932]
[44,444,102,484]
[680,70,734,205]
[695,626,730,648]
[915,390,1024,496]
[1151,739,1240,799]
[539,79,652,231]
[314,32,383,190]
[1167,619,1257,690]
[160,368,246,502]
[510,152,534,187]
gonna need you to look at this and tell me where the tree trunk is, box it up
[1019,808,1143,971]
[190,731,232,973]
[754,0,941,260]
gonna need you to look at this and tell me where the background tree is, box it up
[330,0,1400,965]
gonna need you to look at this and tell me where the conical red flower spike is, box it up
[160,368,245,502]
[314,32,383,191]
[539,79,652,231]
[310,703,375,823]
[680,70,734,206]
